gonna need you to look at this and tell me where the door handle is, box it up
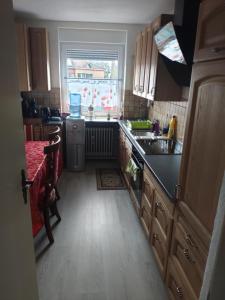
[21,169,32,204]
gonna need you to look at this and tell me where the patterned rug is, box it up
[96,168,126,190]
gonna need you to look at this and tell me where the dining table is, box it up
[25,140,63,237]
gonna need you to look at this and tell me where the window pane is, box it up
[66,58,120,116]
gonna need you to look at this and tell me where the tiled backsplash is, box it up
[22,87,61,110]
[148,101,188,142]
[123,90,148,119]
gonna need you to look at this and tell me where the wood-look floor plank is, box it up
[35,161,168,300]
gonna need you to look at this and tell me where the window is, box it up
[61,43,124,117]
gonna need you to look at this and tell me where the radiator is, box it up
[85,127,114,159]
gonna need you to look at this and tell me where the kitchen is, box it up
[1,0,225,300]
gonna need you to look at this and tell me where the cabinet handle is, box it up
[183,248,195,264]
[211,47,225,53]
[153,233,159,241]
[155,201,164,213]
[176,286,183,298]
[144,180,150,193]
[175,184,181,201]
[185,234,198,249]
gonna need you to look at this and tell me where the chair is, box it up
[48,126,61,144]
[48,126,61,199]
[41,135,61,244]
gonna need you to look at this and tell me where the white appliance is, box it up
[66,117,85,171]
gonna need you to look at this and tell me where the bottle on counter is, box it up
[88,104,94,120]
[167,115,177,139]
[152,119,160,136]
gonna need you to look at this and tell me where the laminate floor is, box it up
[35,161,169,300]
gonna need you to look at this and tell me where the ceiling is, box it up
[13,0,175,24]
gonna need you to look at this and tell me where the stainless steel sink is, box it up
[136,139,182,155]
[131,130,169,141]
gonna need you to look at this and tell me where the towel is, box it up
[126,158,139,181]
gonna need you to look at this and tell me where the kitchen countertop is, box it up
[119,121,181,201]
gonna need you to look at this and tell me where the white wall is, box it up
[17,19,145,90]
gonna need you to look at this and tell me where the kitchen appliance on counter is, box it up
[21,94,39,118]
[40,107,61,123]
[66,117,85,171]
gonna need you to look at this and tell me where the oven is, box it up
[129,146,144,207]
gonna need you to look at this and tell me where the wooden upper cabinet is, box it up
[179,59,225,235]
[194,0,225,62]
[133,32,142,94]
[29,27,51,91]
[16,23,32,91]
[147,15,182,102]
[142,25,153,98]
[138,30,147,96]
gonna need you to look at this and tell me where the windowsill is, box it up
[84,116,119,122]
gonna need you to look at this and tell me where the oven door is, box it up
[129,154,143,207]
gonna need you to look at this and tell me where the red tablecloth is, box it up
[25,141,49,236]
[25,141,63,237]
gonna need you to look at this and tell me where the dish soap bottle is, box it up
[167,115,177,139]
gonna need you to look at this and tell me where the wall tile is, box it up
[148,101,188,142]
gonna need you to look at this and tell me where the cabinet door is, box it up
[147,17,161,100]
[142,25,153,98]
[139,30,147,95]
[133,32,142,94]
[166,258,197,300]
[140,195,152,237]
[179,60,225,234]
[194,0,225,62]
[29,27,51,91]
[151,218,167,277]
[16,23,31,91]
[153,190,173,240]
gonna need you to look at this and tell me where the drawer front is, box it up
[140,204,152,237]
[166,258,197,300]
[153,191,172,238]
[142,171,154,211]
[171,224,202,297]
[171,215,208,297]
[151,218,167,276]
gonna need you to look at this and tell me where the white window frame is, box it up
[60,42,125,115]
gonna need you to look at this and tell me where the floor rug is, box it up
[96,168,126,190]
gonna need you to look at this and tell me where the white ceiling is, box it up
[13,0,175,24]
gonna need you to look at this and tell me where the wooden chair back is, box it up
[44,135,61,187]
[48,126,61,144]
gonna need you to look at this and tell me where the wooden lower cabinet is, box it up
[153,190,173,240]
[151,218,167,277]
[139,165,174,278]
[167,208,209,299]
[140,167,155,236]
[166,258,197,300]
[140,194,152,237]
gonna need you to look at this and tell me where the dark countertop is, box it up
[119,121,181,201]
